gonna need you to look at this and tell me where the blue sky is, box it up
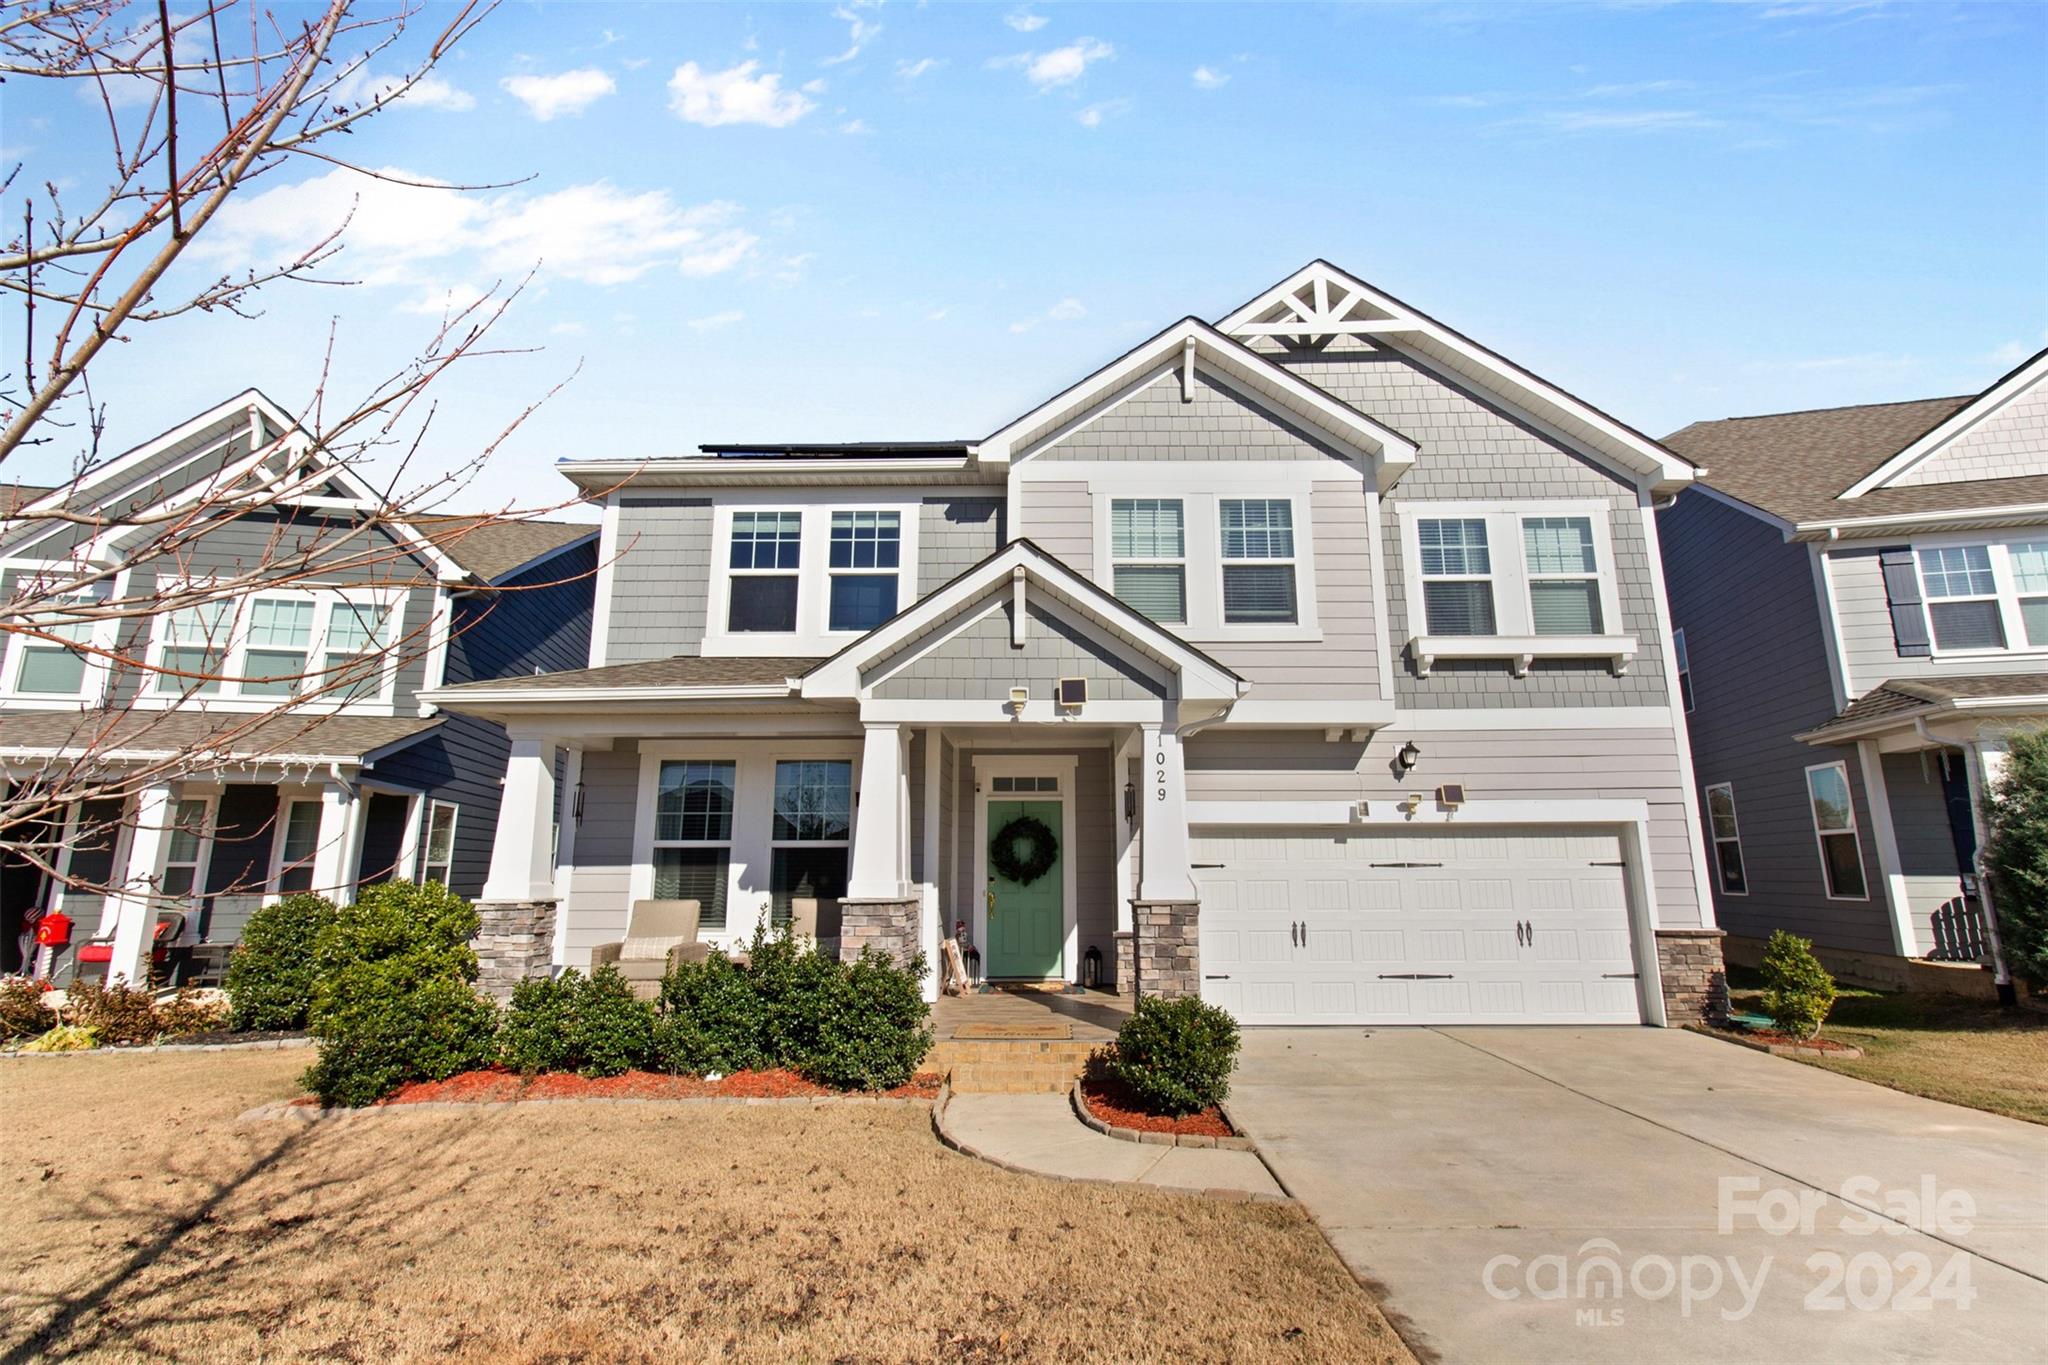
[9,0,2046,515]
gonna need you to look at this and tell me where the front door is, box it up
[986,799,1064,978]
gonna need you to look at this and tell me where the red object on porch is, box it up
[74,918,177,966]
[32,912,72,948]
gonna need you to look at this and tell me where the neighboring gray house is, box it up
[0,392,596,984]
[1660,347,2048,995]
[429,261,1727,1027]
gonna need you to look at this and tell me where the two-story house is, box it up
[0,392,596,984]
[1659,347,2047,997]
[428,261,1723,1026]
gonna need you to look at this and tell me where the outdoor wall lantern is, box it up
[1395,740,1422,775]
[1083,945,1102,990]
[572,781,587,824]
[1123,780,1138,825]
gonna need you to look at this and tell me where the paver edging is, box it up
[240,1092,934,1123]
[1070,1082,1256,1150]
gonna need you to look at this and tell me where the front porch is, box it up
[928,986,1132,1093]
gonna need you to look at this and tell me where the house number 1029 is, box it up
[1156,751,1167,801]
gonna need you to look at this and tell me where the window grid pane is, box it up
[828,511,901,570]
[655,761,736,842]
[1917,545,1995,599]
[773,760,853,843]
[1419,519,1490,577]
[1111,499,1184,560]
[1523,517,1598,575]
[730,511,802,570]
[1220,499,1294,560]
[165,799,208,866]
[2011,542,2048,593]
[248,598,314,648]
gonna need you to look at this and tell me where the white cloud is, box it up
[926,307,949,322]
[1010,297,1086,332]
[397,281,489,316]
[802,78,829,95]
[200,168,762,291]
[840,118,871,135]
[1075,98,1132,128]
[333,69,476,112]
[550,321,586,336]
[1191,66,1229,91]
[992,38,1113,90]
[500,68,617,121]
[896,57,942,80]
[822,2,882,66]
[689,309,745,332]
[1004,8,1048,32]
[668,61,816,127]
[766,252,815,286]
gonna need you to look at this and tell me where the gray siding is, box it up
[1658,488,1890,953]
[1033,368,1351,462]
[1280,348,1669,708]
[561,741,640,965]
[606,496,713,664]
[1203,480,1381,702]
[869,598,1169,701]
[1880,751,1969,950]
[1185,725,1707,928]
[1891,376,2046,486]
[920,496,1004,593]
[1017,481,1092,573]
[1829,541,2048,695]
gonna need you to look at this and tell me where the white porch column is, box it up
[1137,723,1197,903]
[849,722,908,899]
[309,780,357,903]
[1113,728,1141,931]
[106,783,175,985]
[919,728,942,1003]
[551,745,583,966]
[482,734,559,903]
[1857,740,1919,957]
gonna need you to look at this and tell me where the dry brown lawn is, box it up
[0,1050,1412,1363]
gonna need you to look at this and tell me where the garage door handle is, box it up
[1602,972,1640,979]
[1371,861,1443,868]
[1378,973,1453,980]
[1205,974,1231,980]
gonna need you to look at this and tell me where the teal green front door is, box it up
[986,799,1064,978]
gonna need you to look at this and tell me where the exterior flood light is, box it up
[1008,686,1030,709]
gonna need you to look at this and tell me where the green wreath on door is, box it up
[989,815,1059,885]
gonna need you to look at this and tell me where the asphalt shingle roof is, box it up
[0,708,441,760]
[1801,674,2048,741]
[430,655,813,694]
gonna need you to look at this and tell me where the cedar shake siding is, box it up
[605,495,714,664]
[1657,487,1889,954]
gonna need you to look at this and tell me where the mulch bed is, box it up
[1078,1074,1235,1139]
[288,1067,945,1107]
[1700,1024,1862,1056]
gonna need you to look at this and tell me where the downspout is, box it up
[1917,718,2017,1005]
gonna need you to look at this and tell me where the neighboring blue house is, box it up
[1659,348,2047,996]
[0,392,595,984]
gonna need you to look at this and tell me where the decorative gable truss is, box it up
[1219,261,1698,497]
[801,539,1244,724]
[1840,347,2048,497]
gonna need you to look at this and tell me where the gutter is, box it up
[1793,500,2048,543]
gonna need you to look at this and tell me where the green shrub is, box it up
[155,987,231,1038]
[0,978,56,1041]
[499,973,575,1074]
[800,948,933,1091]
[65,979,162,1046]
[567,966,654,1077]
[1760,929,1837,1040]
[653,951,763,1075]
[302,881,498,1106]
[747,927,850,1067]
[1107,995,1241,1116]
[1984,728,2048,990]
[226,893,337,1031]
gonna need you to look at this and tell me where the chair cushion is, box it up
[619,935,689,961]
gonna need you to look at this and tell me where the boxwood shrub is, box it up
[1760,929,1836,1041]
[501,966,655,1078]
[1106,995,1241,1116]
[226,893,338,1031]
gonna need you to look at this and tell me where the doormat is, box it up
[954,1023,1074,1040]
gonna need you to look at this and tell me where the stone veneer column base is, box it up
[1131,900,1200,1000]
[1113,931,1135,998]
[1655,927,1728,1027]
[838,896,921,967]
[474,899,557,1002]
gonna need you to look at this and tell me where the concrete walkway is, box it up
[937,1091,1287,1200]
[1229,1026,2048,1365]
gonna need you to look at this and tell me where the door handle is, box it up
[1515,921,1526,947]
[1290,920,1300,947]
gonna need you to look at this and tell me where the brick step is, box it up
[924,1039,1100,1073]
[946,1062,1088,1094]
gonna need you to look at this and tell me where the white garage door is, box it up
[1196,826,1645,1025]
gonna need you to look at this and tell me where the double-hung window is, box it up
[154,601,230,696]
[2014,541,2048,647]
[1110,499,1186,624]
[1417,518,1496,635]
[727,512,802,633]
[159,798,211,900]
[1703,783,1746,895]
[320,600,394,701]
[277,799,322,894]
[1917,545,2004,651]
[1805,762,1867,900]
[420,801,459,887]
[1219,499,1298,624]
[652,760,735,930]
[1523,516,1603,635]
[1673,628,1694,713]
[9,581,110,696]
[242,597,317,696]
[770,759,853,927]
[827,511,901,632]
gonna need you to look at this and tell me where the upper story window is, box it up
[707,502,920,654]
[1219,499,1298,624]
[1522,517,1603,634]
[1914,537,2048,654]
[145,587,402,707]
[1673,627,1694,712]
[1110,499,1186,624]
[7,587,108,696]
[1418,518,1495,635]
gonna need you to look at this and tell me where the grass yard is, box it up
[0,1051,1412,1363]
[1727,967,2048,1125]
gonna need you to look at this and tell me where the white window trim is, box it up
[1107,498,1189,626]
[700,495,922,657]
[1804,761,1870,903]
[628,741,863,951]
[1089,484,1321,642]
[1396,500,1635,677]
[1702,781,1746,897]
[420,800,460,886]
[1910,532,2048,660]
[0,560,130,709]
[157,792,218,910]
[1673,626,1694,713]
[136,580,409,714]
[266,789,324,901]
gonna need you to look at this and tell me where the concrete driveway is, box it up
[1227,1027,2048,1364]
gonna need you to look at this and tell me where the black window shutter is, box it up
[1878,547,1931,658]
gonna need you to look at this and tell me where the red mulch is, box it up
[1079,1074,1236,1139]
[1731,1028,1860,1054]
[292,1068,943,1107]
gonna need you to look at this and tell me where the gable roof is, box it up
[408,517,597,583]
[973,317,1418,488]
[0,708,442,766]
[1795,673,2048,745]
[1841,345,2048,498]
[1219,261,1698,494]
